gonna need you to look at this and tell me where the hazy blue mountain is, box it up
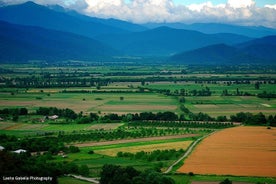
[170,36,276,64]
[0,21,118,62]
[170,44,250,64]
[47,4,147,32]
[237,35,276,47]
[144,22,276,38]
[0,1,143,37]
[237,36,276,61]
[95,26,252,56]
[211,33,252,45]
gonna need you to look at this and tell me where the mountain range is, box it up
[144,22,276,38]
[0,1,276,64]
[0,20,117,62]
[170,36,276,64]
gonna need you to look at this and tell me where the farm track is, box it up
[74,134,199,147]
[67,175,99,184]
[163,131,217,174]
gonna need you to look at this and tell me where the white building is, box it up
[48,115,59,120]
[0,146,4,151]
[13,149,27,154]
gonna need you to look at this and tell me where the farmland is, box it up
[178,126,276,177]
[0,92,177,115]
[0,63,276,184]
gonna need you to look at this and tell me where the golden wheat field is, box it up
[178,126,276,177]
[95,141,193,157]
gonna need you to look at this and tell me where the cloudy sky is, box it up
[1,0,276,28]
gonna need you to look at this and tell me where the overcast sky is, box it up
[1,0,276,28]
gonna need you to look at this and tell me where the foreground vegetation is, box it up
[0,63,275,183]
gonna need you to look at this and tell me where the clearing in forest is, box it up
[178,126,276,177]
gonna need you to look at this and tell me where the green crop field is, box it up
[0,92,178,114]
[0,122,124,136]
[185,96,276,117]
[58,177,92,184]
[53,136,198,177]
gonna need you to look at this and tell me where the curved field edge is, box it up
[177,126,276,177]
[167,174,276,184]
[163,130,219,173]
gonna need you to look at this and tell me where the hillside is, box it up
[0,1,144,38]
[0,21,118,62]
[144,22,276,38]
[170,36,276,64]
[0,2,275,64]
[95,26,251,56]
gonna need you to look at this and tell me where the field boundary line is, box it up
[163,131,218,174]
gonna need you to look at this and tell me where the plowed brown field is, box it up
[178,126,276,177]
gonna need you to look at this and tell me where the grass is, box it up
[93,141,192,156]
[0,122,123,136]
[72,155,158,177]
[169,174,276,184]
[52,137,198,177]
[0,92,178,114]
[185,95,275,117]
[79,137,198,151]
[58,176,92,184]
[146,82,276,94]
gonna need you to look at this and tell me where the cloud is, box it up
[265,4,276,10]
[227,0,255,8]
[1,0,276,28]
[81,0,276,28]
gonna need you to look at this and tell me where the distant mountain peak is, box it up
[0,2,144,37]
[20,1,43,7]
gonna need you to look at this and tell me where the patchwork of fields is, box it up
[186,96,275,117]
[1,64,276,183]
[0,92,177,114]
[178,126,276,177]
[89,140,192,156]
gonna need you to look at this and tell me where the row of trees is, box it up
[57,127,191,143]
[130,121,234,129]
[257,91,276,98]
[117,149,185,162]
[2,106,275,126]
[3,74,275,88]
[230,112,276,126]
[143,87,212,97]
[0,108,28,116]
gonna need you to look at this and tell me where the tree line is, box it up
[117,149,185,162]
[1,107,275,127]
[2,74,275,88]
[0,134,80,154]
[56,127,191,143]
[230,112,276,126]
[129,121,234,129]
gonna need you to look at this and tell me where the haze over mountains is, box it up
[0,1,276,64]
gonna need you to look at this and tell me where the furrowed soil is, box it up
[178,126,276,177]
